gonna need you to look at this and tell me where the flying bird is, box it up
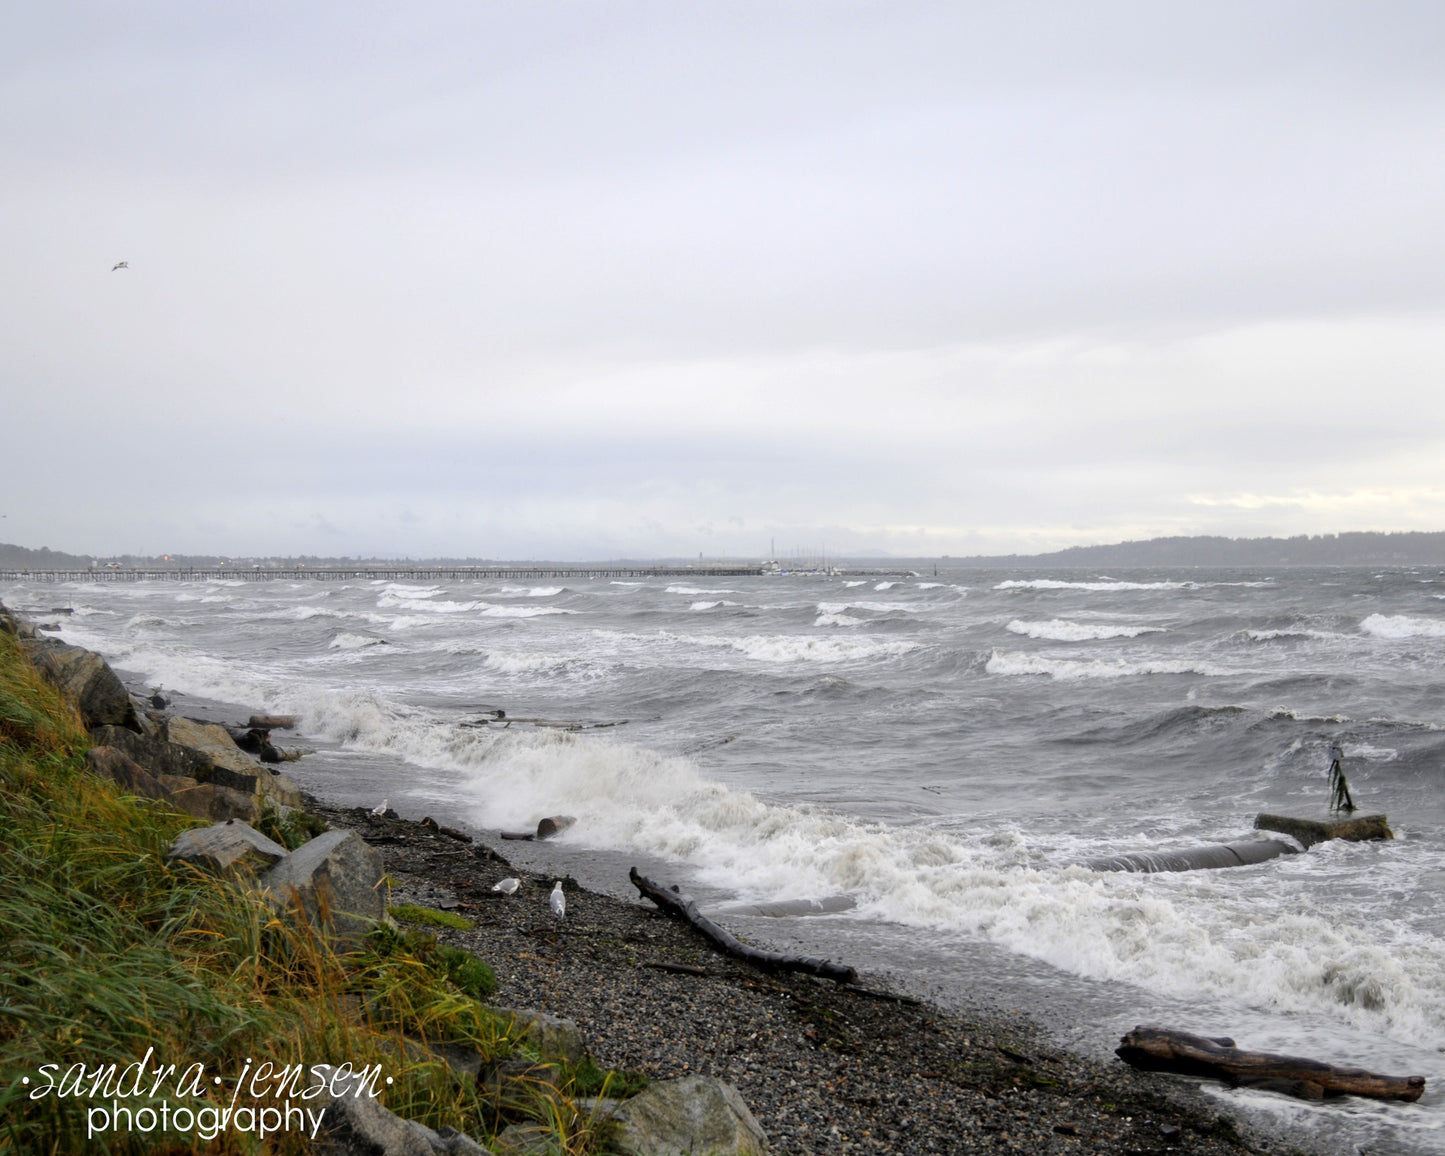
[550,881,566,922]
[370,799,389,816]
[111,261,129,271]
[492,877,521,895]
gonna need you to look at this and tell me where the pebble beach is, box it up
[311,799,1319,1156]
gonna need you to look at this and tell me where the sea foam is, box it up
[1006,619,1164,641]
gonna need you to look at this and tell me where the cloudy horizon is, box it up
[4,2,1444,560]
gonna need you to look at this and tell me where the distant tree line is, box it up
[7,530,1445,571]
[948,532,1445,568]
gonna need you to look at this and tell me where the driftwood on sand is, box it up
[628,867,857,984]
[1116,1027,1425,1102]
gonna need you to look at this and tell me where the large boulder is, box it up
[165,717,304,807]
[21,639,138,730]
[164,781,260,824]
[91,725,215,781]
[90,722,301,815]
[86,745,174,801]
[85,742,258,822]
[167,820,288,879]
[309,1064,491,1155]
[492,1008,584,1064]
[261,829,385,939]
[590,1076,768,1156]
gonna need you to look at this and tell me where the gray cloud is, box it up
[4,2,1444,557]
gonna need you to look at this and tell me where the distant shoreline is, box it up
[8,529,1445,572]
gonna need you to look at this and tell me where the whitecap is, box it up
[996,578,1192,592]
[985,649,1222,680]
[1361,613,1445,640]
[1007,619,1165,641]
[329,633,388,650]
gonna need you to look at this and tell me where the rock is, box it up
[84,740,259,822]
[20,638,139,730]
[86,745,171,800]
[0,604,33,637]
[477,1057,559,1107]
[493,1008,585,1064]
[587,1076,768,1156]
[92,725,223,781]
[164,781,260,824]
[165,717,304,807]
[130,700,166,738]
[232,726,284,764]
[310,1064,492,1155]
[167,820,289,879]
[491,1124,553,1156]
[261,829,386,939]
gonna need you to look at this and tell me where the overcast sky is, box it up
[3,2,1444,559]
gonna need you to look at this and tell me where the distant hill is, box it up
[948,532,1445,568]
[6,531,1445,571]
[0,543,98,569]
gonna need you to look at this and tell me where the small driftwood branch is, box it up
[642,961,710,977]
[1116,1027,1425,1102]
[629,868,858,984]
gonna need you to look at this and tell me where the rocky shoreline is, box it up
[2,599,1324,1155]
[312,797,1320,1156]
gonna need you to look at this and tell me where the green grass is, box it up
[0,627,564,1154]
[389,903,475,931]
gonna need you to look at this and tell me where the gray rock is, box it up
[90,725,214,781]
[492,1123,553,1155]
[591,1076,768,1156]
[86,745,171,800]
[91,720,302,810]
[261,829,386,939]
[493,1008,585,1064]
[21,638,138,730]
[167,820,289,879]
[165,717,304,807]
[310,1064,492,1155]
[166,781,259,823]
[85,743,258,821]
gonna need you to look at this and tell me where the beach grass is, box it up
[0,626,626,1153]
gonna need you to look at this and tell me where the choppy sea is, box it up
[8,565,1444,1154]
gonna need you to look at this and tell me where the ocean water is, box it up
[8,566,1445,1153]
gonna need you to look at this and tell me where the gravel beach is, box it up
[311,799,1323,1156]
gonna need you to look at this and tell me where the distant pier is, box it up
[0,566,769,583]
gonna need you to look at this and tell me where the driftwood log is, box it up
[1254,813,1393,849]
[1116,1027,1425,1102]
[629,868,857,984]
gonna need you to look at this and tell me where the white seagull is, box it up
[370,798,389,816]
[111,261,129,271]
[492,877,521,895]
[550,881,566,922]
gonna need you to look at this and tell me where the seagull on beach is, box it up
[492,877,521,895]
[370,798,389,816]
[550,880,566,922]
[111,261,128,271]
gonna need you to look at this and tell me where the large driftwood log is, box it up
[1254,813,1392,849]
[1116,1027,1425,1102]
[1089,838,1295,873]
[629,868,857,984]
